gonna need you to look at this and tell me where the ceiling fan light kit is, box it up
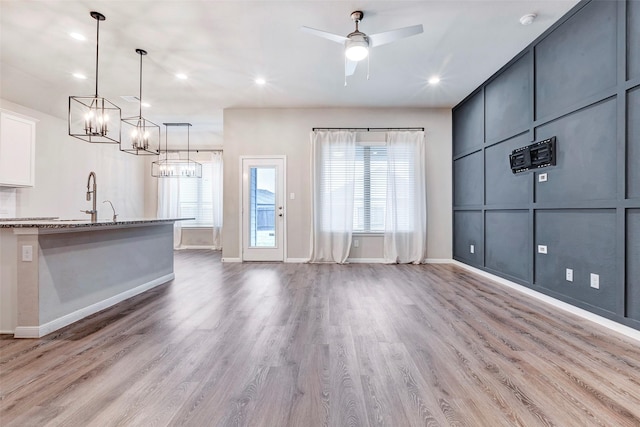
[345,11,369,61]
[345,37,369,61]
[301,10,423,81]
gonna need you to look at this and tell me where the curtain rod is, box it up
[312,127,424,132]
[162,149,222,153]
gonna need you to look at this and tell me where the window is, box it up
[179,162,213,227]
[319,142,416,233]
[353,146,387,232]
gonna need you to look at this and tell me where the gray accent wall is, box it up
[452,0,640,330]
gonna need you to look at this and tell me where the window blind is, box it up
[179,162,213,227]
[353,146,387,232]
[319,142,417,233]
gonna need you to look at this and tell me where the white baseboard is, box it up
[178,245,221,250]
[285,258,309,263]
[345,258,452,264]
[221,257,241,263]
[425,258,452,264]
[452,261,640,344]
[13,273,174,339]
[346,258,386,263]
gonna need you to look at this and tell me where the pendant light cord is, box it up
[95,16,100,97]
[138,52,143,117]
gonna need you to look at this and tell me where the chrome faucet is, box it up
[82,171,97,222]
[103,200,118,222]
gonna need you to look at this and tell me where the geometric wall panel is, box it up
[535,0,617,119]
[485,133,532,206]
[485,53,531,143]
[453,210,483,266]
[535,98,617,203]
[453,0,639,330]
[629,0,640,80]
[454,151,483,206]
[485,210,530,282]
[628,210,640,321]
[535,209,617,313]
[453,91,484,157]
[628,87,640,199]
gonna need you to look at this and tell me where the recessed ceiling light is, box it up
[69,32,86,41]
[73,72,87,80]
[520,13,537,26]
[428,76,441,85]
[255,77,266,85]
[176,73,188,80]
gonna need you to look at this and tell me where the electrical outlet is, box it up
[566,268,573,282]
[538,173,548,182]
[590,273,600,289]
[353,239,359,248]
[470,244,475,254]
[22,245,33,262]
[537,245,547,254]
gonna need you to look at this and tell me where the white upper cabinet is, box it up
[0,110,37,187]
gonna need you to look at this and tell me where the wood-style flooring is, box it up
[1,250,639,426]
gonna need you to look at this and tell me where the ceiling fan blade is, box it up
[345,59,358,76]
[368,24,423,47]
[300,26,348,44]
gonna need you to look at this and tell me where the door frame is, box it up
[239,155,287,262]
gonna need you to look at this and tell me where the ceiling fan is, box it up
[301,11,423,81]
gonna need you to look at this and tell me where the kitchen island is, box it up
[0,218,189,338]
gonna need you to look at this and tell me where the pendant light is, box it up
[68,11,121,144]
[121,49,160,155]
[151,123,202,178]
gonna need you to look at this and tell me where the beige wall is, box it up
[223,107,452,261]
[0,99,146,220]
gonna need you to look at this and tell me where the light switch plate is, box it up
[566,268,573,282]
[539,173,548,182]
[590,273,600,289]
[22,245,33,262]
[470,244,475,254]
[537,245,547,254]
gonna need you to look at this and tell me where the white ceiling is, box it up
[1,0,580,148]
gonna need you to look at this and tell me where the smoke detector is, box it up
[520,13,537,26]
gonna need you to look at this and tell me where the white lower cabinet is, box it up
[0,110,37,187]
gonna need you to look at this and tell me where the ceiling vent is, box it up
[120,95,140,103]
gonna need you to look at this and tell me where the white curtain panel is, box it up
[156,152,182,249]
[309,130,357,263]
[383,131,427,264]
[210,151,224,250]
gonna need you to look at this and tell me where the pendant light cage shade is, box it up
[121,117,160,155]
[120,48,160,155]
[152,157,202,178]
[68,11,121,144]
[69,96,121,144]
[152,123,202,178]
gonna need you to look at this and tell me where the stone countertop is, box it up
[0,217,59,221]
[0,218,194,229]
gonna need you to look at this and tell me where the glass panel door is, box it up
[242,157,285,261]
[249,166,276,247]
